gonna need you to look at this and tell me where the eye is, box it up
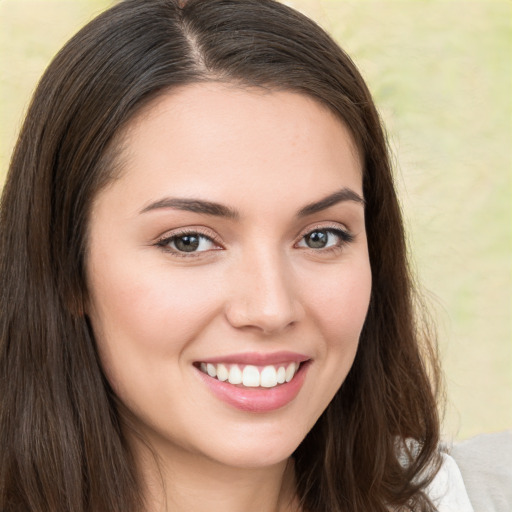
[296,227,353,250]
[157,231,219,254]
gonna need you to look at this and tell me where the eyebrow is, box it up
[297,188,365,217]
[140,198,239,219]
[139,187,364,219]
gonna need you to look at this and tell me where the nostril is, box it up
[224,296,302,334]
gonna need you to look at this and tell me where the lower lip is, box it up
[196,362,310,413]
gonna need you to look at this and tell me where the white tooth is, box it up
[242,365,260,387]
[260,365,278,388]
[228,364,243,384]
[206,363,217,378]
[216,363,229,381]
[276,366,286,384]
[285,363,297,382]
[200,362,207,373]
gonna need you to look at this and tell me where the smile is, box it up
[194,352,311,412]
[198,362,300,388]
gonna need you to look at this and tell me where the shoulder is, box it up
[450,430,512,512]
[425,452,474,512]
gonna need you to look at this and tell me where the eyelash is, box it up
[155,225,354,257]
[296,225,355,254]
[156,228,222,258]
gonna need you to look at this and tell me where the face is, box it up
[86,83,372,470]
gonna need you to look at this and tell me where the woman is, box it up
[0,0,473,511]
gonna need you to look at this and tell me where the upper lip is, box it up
[196,351,311,366]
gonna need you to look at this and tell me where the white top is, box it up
[426,453,474,512]
[450,430,512,512]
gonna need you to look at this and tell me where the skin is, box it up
[86,83,372,512]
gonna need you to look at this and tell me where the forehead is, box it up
[98,83,363,214]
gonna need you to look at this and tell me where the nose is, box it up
[224,248,303,335]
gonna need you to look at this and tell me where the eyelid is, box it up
[293,223,355,255]
[295,222,354,244]
[155,226,224,253]
[153,222,354,256]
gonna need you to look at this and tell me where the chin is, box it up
[210,446,297,470]
[200,423,308,470]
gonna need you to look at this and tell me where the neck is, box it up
[131,434,299,512]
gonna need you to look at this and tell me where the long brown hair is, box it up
[0,1,442,510]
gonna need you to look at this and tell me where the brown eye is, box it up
[158,232,217,253]
[297,228,354,250]
[174,235,200,252]
[304,230,329,248]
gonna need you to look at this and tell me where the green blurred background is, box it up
[1,0,510,441]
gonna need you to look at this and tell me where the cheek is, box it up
[292,257,372,420]
[86,258,226,388]
[303,260,372,345]
[89,260,216,338]
[86,262,226,429]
